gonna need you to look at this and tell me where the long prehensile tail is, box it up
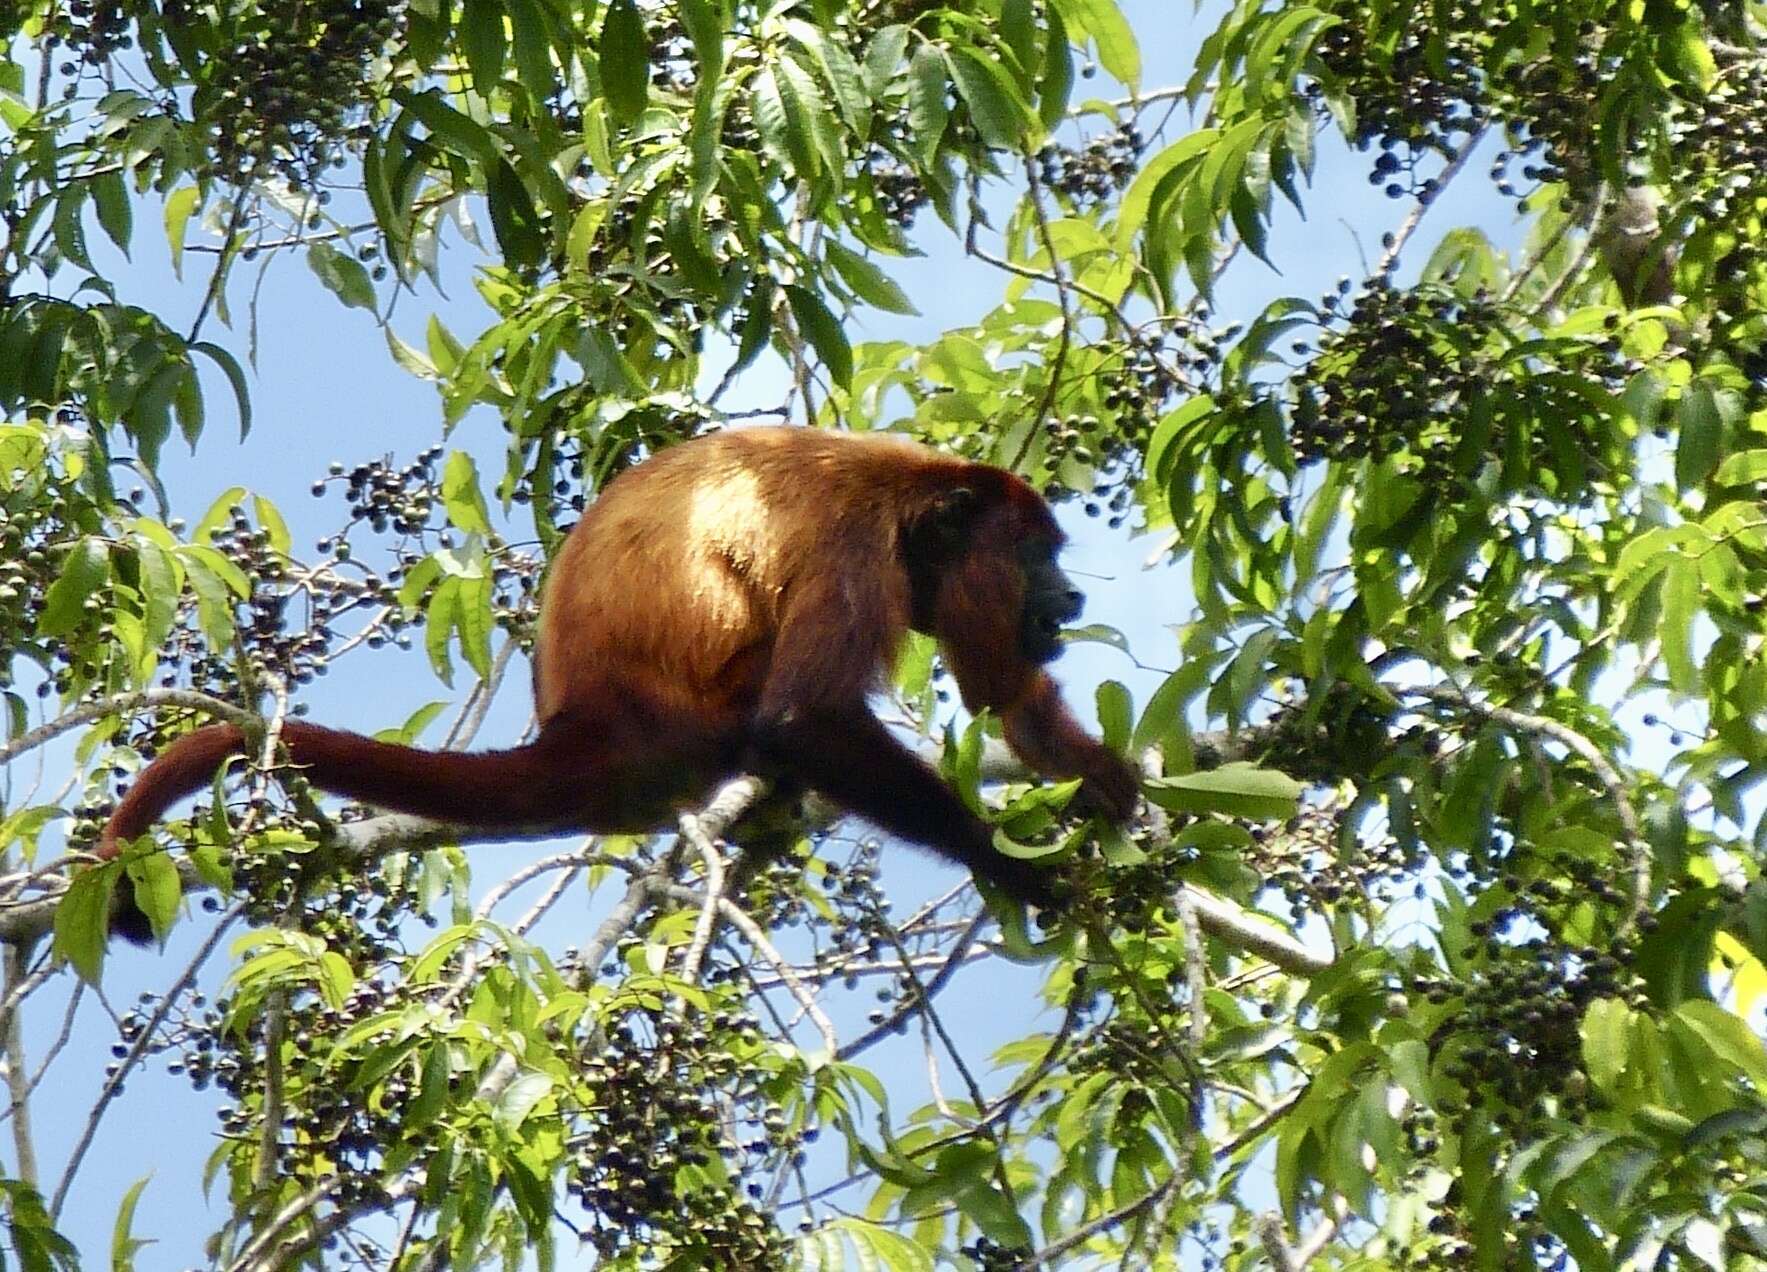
[99,720,573,943]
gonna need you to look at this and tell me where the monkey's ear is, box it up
[905,486,980,562]
[930,485,979,527]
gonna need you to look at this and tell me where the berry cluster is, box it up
[867,153,932,228]
[194,0,404,186]
[1287,282,1498,471]
[0,427,99,702]
[963,1236,1036,1270]
[134,977,416,1203]
[1287,280,1642,494]
[1485,46,1619,209]
[567,1011,791,1264]
[1419,937,1644,1129]
[1245,800,1423,913]
[1035,126,1143,209]
[312,446,543,648]
[232,839,432,962]
[313,446,445,539]
[43,0,137,72]
[1312,15,1484,161]
[1406,1182,1574,1271]
[1042,328,1199,514]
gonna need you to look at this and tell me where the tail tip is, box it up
[108,890,158,946]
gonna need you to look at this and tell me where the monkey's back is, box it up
[533,427,968,725]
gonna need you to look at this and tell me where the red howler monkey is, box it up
[96,426,1140,942]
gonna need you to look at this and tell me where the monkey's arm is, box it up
[749,705,1059,907]
[998,671,1140,820]
[749,570,1059,906]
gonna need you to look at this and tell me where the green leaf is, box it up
[785,285,853,388]
[53,869,112,981]
[134,537,181,653]
[386,326,437,380]
[456,573,494,678]
[601,0,651,125]
[173,359,204,451]
[1674,380,1724,490]
[823,1219,934,1272]
[460,0,506,90]
[751,65,795,175]
[1117,129,1215,242]
[1000,0,1036,85]
[1665,22,1717,91]
[679,0,723,72]
[130,361,183,462]
[181,548,239,646]
[1095,680,1131,753]
[946,47,1031,149]
[193,487,247,545]
[504,0,554,96]
[775,51,836,179]
[1131,665,1196,753]
[787,19,870,132]
[307,242,377,312]
[162,184,200,279]
[825,240,918,315]
[1038,3,1074,129]
[1047,0,1140,91]
[494,1070,555,1130]
[1581,997,1632,1096]
[427,316,466,375]
[124,845,184,939]
[733,277,774,375]
[425,576,459,685]
[182,550,251,620]
[485,158,543,270]
[53,185,94,272]
[863,25,909,98]
[397,554,443,610]
[39,537,109,637]
[442,451,492,534]
[950,1173,1033,1248]
[1660,557,1699,695]
[1714,449,1767,486]
[190,341,253,439]
[1675,1000,1767,1087]
[252,495,292,555]
[1142,763,1302,820]
[94,168,133,256]
[111,1175,152,1268]
[905,45,949,165]
[402,90,499,167]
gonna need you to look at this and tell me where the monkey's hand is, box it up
[1074,744,1141,824]
[999,674,1142,825]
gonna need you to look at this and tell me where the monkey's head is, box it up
[905,474,1082,665]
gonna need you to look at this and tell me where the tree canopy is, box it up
[3,0,1767,1267]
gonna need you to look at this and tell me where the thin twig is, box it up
[1374,129,1486,276]
[1,943,37,1185]
[1007,159,1072,471]
[662,885,838,1056]
[0,689,257,768]
[675,811,729,988]
[838,912,988,1059]
[51,905,243,1217]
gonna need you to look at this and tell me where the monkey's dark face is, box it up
[1017,538,1083,663]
